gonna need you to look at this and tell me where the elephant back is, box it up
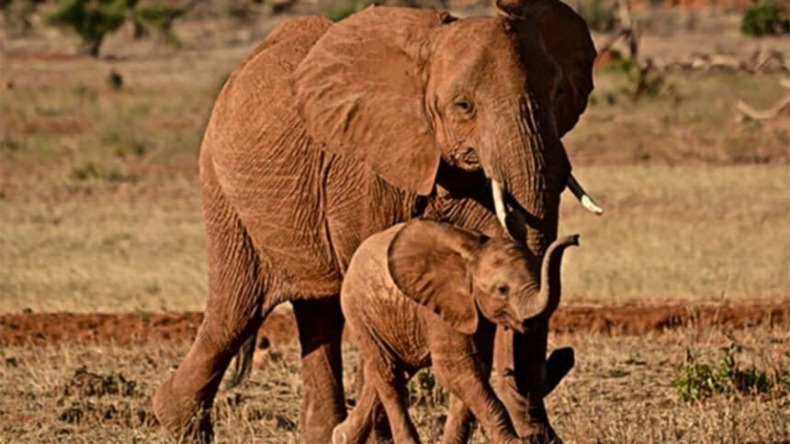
[201,16,348,298]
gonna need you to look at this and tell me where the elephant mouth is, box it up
[490,173,602,239]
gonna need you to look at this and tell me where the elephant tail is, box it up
[225,334,256,390]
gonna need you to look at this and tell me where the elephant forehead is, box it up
[431,18,524,86]
[474,242,533,282]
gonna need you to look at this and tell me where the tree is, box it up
[47,0,131,57]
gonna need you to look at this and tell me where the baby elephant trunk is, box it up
[518,234,580,322]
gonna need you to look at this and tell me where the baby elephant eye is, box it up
[496,284,510,297]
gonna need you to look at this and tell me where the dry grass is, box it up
[566,71,790,166]
[0,182,207,312]
[560,164,790,305]
[2,164,787,313]
[2,48,789,312]
[548,326,790,442]
[1,10,789,443]
[1,326,787,443]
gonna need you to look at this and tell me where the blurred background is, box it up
[2,0,788,312]
[1,1,789,442]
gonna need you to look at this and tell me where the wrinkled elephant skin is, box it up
[333,220,578,443]
[153,3,595,443]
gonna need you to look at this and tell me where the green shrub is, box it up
[673,341,784,403]
[576,0,618,32]
[741,0,790,36]
[324,0,368,22]
[133,2,185,46]
[46,0,130,56]
[407,368,447,407]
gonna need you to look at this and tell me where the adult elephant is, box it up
[154,1,599,442]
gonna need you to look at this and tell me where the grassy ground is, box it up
[2,163,787,312]
[2,51,788,311]
[1,6,789,443]
[560,164,790,305]
[1,325,786,443]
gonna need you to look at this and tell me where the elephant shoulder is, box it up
[216,15,332,113]
[343,224,407,300]
[346,224,406,279]
[202,14,332,193]
[236,15,333,77]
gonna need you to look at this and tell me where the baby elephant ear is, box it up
[387,220,486,335]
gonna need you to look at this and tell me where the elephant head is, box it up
[386,219,579,335]
[293,3,600,255]
[294,5,596,438]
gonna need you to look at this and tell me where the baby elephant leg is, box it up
[332,365,381,444]
[434,359,519,443]
[368,360,420,443]
[441,394,475,444]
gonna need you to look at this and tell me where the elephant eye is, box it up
[455,100,474,114]
[496,284,510,297]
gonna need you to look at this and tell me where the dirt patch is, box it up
[550,303,790,334]
[1,303,787,348]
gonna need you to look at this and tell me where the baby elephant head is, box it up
[388,219,578,335]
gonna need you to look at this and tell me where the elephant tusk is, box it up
[491,179,510,234]
[567,173,603,215]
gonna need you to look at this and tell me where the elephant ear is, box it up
[293,6,447,196]
[525,0,596,138]
[387,219,486,335]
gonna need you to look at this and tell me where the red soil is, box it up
[2,303,787,348]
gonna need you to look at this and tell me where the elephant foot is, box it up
[332,418,391,444]
[520,422,562,444]
[153,376,213,443]
[332,423,350,444]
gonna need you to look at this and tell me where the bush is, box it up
[46,0,130,56]
[673,341,786,402]
[576,0,618,32]
[324,0,368,22]
[741,0,790,36]
[407,368,447,408]
[133,2,185,46]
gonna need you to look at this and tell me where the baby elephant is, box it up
[334,219,579,444]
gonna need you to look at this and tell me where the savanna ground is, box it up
[1,1,789,442]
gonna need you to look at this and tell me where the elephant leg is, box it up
[441,395,474,444]
[442,321,495,444]
[154,154,267,443]
[354,359,393,444]
[434,359,517,443]
[369,362,419,444]
[293,298,347,442]
[495,321,559,442]
[332,364,380,443]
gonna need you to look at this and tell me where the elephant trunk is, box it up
[518,234,579,322]
[490,97,571,439]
